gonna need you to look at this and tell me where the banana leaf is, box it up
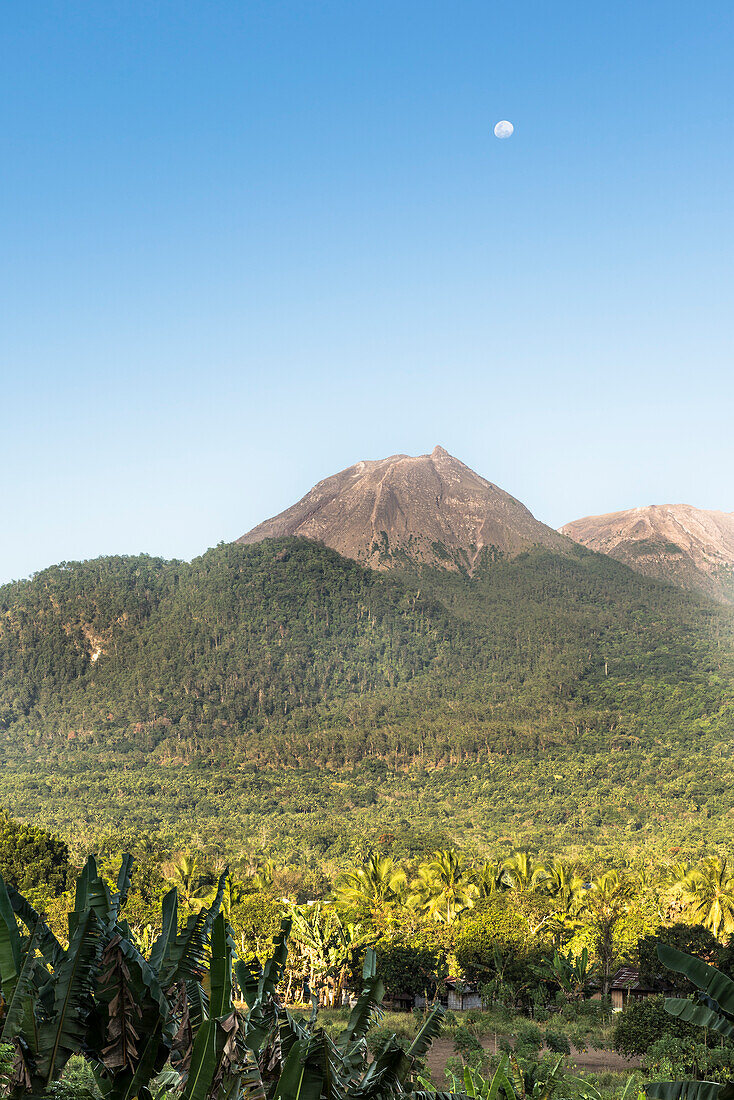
[272,1037,325,1100]
[507,1055,525,1100]
[348,1035,412,1098]
[114,854,134,919]
[0,874,22,1002]
[1,919,42,1046]
[362,948,377,981]
[664,997,734,1039]
[278,1008,312,1064]
[407,1003,445,1062]
[658,945,734,1020]
[162,910,210,987]
[338,950,384,1052]
[234,957,261,1010]
[186,977,210,1033]
[243,997,276,1056]
[149,888,178,974]
[646,1083,731,1100]
[70,856,113,938]
[5,884,64,970]
[486,1054,513,1100]
[202,869,229,939]
[36,908,103,1086]
[259,917,292,1002]
[210,913,232,1019]
[182,1017,226,1100]
[300,1029,346,1100]
[162,873,228,992]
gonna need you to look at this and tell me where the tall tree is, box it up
[409,850,479,924]
[332,854,407,927]
[577,870,634,996]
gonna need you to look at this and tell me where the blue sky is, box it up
[2,1,733,583]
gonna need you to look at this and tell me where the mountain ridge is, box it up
[561,503,734,603]
[239,445,568,572]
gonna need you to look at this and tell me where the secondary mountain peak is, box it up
[561,502,734,603]
[238,447,567,570]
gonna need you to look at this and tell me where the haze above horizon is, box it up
[2,1,733,585]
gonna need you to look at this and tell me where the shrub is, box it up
[454,1025,483,1057]
[515,1021,543,1059]
[49,1055,99,1099]
[376,938,444,998]
[544,1030,571,1055]
[643,1037,709,1080]
[612,995,700,1058]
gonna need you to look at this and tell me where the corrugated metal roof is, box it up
[610,966,672,992]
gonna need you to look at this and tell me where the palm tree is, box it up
[501,850,549,894]
[248,858,276,892]
[542,859,587,918]
[679,857,734,940]
[162,851,211,914]
[197,872,250,919]
[474,860,506,898]
[332,854,407,926]
[537,859,586,943]
[409,849,479,924]
[576,870,634,996]
[542,859,584,903]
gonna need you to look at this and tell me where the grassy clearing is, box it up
[316,1003,638,1095]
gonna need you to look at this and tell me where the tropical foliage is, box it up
[0,854,469,1100]
[644,940,734,1100]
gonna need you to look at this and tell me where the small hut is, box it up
[444,978,482,1012]
[608,966,673,1012]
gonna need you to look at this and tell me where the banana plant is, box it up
[434,1052,600,1100]
[235,931,452,1100]
[181,913,262,1100]
[0,855,227,1100]
[532,948,593,1001]
[2,864,469,1100]
[645,944,734,1100]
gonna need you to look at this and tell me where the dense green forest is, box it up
[1,538,733,858]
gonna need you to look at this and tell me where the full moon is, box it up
[494,120,514,139]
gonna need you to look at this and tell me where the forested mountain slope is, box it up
[1,537,733,856]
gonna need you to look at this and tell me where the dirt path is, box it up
[425,1039,640,1085]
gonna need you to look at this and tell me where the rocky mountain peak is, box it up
[238,447,567,571]
[561,503,734,603]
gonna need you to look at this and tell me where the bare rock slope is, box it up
[238,446,567,571]
[561,504,734,603]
